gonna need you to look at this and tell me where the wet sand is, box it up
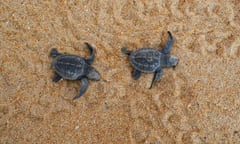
[1,1,240,143]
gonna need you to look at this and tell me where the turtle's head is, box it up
[86,66,100,81]
[168,55,179,68]
[161,55,179,68]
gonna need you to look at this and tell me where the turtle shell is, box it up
[52,55,86,80]
[130,48,162,73]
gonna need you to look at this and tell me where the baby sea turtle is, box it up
[121,31,179,88]
[50,42,100,100]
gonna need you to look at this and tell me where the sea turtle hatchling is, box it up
[121,31,179,88]
[50,42,100,100]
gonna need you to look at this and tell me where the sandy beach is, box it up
[1,1,240,143]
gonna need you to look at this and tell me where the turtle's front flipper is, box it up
[73,78,89,100]
[53,73,62,82]
[132,69,141,80]
[161,31,173,54]
[150,68,163,89]
[85,42,95,65]
[121,48,132,55]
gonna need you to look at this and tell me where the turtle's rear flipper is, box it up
[132,69,141,80]
[50,48,61,57]
[73,78,89,100]
[121,48,132,55]
[53,73,62,82]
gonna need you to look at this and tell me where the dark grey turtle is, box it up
[121,31,179,88]
[50,42,100,100]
